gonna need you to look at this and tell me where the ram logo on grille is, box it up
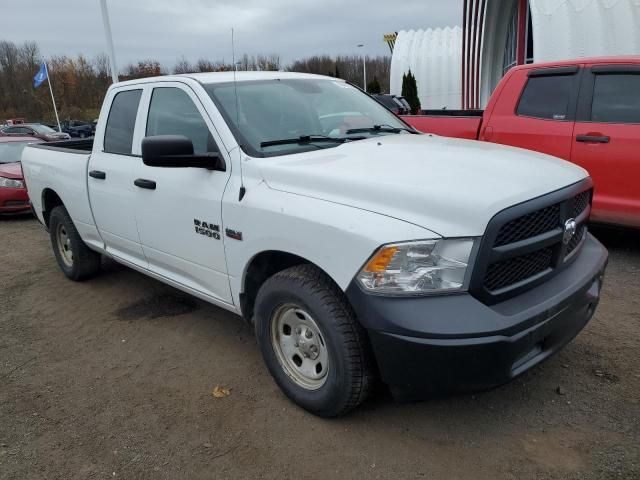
[563,218,577,245]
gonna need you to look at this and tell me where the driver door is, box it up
[134,82,233,304]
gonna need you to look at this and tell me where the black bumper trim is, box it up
[345,234,608,399]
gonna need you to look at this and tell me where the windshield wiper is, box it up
[345,124,419,135]
[260,134,364,149]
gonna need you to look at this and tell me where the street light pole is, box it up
[357,44,367,92]
[99,0,119,84]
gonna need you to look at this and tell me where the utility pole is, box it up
[100,0,119,83]
[357,44,367,92]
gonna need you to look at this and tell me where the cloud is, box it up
[4,0,461,69]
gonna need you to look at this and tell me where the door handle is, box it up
[89,170,106,179]
[134,178,156,190]
[576,134,610,144]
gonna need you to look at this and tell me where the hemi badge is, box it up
[225,228,243,241]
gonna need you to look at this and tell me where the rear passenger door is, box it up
[88,87,148,268]
[134,82,233,304]
[572,65,640,227]
[485,67,580,160]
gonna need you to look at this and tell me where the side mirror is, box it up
[141,135,226,171]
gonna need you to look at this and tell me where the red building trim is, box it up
[516,0,528,65]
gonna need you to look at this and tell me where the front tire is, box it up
[254,264,374,417]
[49,206,101,281]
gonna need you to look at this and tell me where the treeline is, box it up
[0,40,391,124]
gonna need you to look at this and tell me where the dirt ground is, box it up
[1,215,638,480]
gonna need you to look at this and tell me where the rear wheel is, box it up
[254,264,374,417]
[49,206,101,281]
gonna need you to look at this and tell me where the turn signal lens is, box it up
[364,246,398,273]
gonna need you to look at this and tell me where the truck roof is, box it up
[512,55,640,72]
[112,71,339,88]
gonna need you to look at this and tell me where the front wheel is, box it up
[254,264,374,417]
[49,206,101,281]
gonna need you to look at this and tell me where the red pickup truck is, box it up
[403,56,640,228]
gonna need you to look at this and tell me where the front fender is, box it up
[222,183,438,307]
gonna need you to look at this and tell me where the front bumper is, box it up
[346,233,608,400]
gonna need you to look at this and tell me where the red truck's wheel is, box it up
[254,264,374,417]
[49,206,101,281]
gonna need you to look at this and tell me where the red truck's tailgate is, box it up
[402,115,482,140]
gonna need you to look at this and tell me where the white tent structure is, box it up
[389,27,462,110]
[390,0,640,110]
[479,0,640,106]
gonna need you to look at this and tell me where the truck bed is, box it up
[402,111,483,140]
[29,138,94,153]
[22,138,94,234]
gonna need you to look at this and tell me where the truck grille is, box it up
[494,204,561,246]
[484,247,554,292]
[470,181,592,305]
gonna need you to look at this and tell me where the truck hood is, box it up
[256,134,589,237]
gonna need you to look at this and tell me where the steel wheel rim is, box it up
[56,224,73,267]
[270,304,329,390]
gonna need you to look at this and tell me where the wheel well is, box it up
[241,251,312,323]
[41,189,64,228]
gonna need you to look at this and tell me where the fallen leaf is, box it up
[212,385,231,398]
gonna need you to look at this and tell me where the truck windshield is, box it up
[204,79,412,157]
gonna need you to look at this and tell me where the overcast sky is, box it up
[5,0,461,69]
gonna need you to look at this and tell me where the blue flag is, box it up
[33,62,47,88]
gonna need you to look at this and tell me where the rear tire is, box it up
[49,206,101,281]
[254,264,374,417]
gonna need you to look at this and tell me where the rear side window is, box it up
[517,75,574,120]
[591,74,640,124]
[146,87,216,154]
[104,89,142,155]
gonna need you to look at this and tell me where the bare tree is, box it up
[173,56,195,74]
[0,38,394,124]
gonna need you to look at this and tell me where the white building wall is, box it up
[390,27,462,109]
[530,0,640,62]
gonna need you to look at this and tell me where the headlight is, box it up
[357,238,476,294]
[0,176,24,189]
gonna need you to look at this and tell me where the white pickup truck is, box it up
[22,72,608,417]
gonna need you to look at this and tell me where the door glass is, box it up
[591,74,640,124]
[104,89,142,155]
[517,75,574,120]
[146,87,216,154]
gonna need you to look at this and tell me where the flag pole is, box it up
[43,61,61,133]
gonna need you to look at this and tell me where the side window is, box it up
[517,75,574,120]
[591,73,640,124]
[146,87,216,154]
[104,89,142,155]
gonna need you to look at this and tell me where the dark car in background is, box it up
[0,136,43,214]
[0,123,70,142]
[371,94,411,115]
[60,120,93,138]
